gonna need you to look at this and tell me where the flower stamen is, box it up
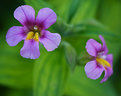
[33,32,39,42]
[26,32,39,42]
[96,57,111,68]
[26,32,34,40]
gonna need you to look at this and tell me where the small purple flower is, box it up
[6,5,61,59]
[85,35,113,83]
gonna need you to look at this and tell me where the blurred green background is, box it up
[0,0,121,96]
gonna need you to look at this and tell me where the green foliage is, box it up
[62,42,77,71]
[34,49,68,96]
[68,0,100,24]
[0,38,34,89]
[64,66,117,96]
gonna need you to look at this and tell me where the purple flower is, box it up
[85,35,113,83]
[6,5,61,59]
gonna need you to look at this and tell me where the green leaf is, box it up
[0,34,34,88]
[34,49,68,96]
[0,47,34,88]
[64,66,117,96]
[97,0,121,36]
[62,42,77,71]
[24,0,51,12]
[64,19,118,37]
[67,0,81,23]
[70,0,100,24]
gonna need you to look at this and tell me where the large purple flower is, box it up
[85,35,113,83]
[6,5,61,59]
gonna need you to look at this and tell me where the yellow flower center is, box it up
[96,57,111,68]
[26,32,39,42]
[26,26,40,42]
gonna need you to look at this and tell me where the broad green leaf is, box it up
[64,66,117,96]
[67,0,81,23]
[62,42,77,71]
[64,19,117,37]
[97,0,121,36]
[0,45,34,88]
[70,0,100,24]
[24,0,51,13]
[0,33,34,89]
[34,49,68,96]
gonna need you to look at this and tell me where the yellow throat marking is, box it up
[26,32,39,42]
[96,58,111,68]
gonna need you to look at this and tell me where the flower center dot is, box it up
[34,26,38,31]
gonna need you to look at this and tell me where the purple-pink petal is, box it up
[86,39,102,57]
[85,60,104,79]
[6,26,26,46]
[99,35,108,54]
[100,67,113,83]
[106,54,113,66]
[100,54,113,83]
[36,8,57,29]
[14,5,35,27]
[40,30,61,51]
[20,40,40,59]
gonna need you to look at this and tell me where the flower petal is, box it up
[40,31,61,51]
[36,8,57,29]
[14,5,35,27]
[6,26,26,46]
[20,40,40,59]
[100,54,113,83]
[106,54,113,66]
[85,60,104,79]
[100,67,113,83]
[99,35,108,54]
[86,39,102,57]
